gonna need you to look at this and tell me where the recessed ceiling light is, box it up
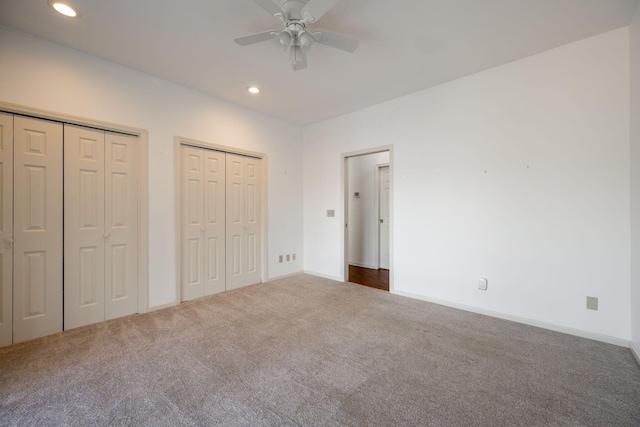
[247,86,261,94]
[49,1,80,18]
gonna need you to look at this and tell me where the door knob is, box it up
[4,237,14,245]
[201,227,206,233]
[379,219,384,223]
[103,233,111,239]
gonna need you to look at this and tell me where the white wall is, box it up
[347,152,389,268]
[630,3,640,356]
[304,28,631,341]
[0,25,304,308]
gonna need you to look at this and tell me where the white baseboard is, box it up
[148,300,178,312]
[303,270,343,282]
[631,341,640,366]
[268,270,304,281]
[393,289,630,348]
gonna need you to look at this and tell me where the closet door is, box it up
[64,125,106,329]
[202,148,226,295]
[243,156,261,286]
[104,132,138,320]
[181,146,225,301]
[13,116,63,343]
[182,146,205,301]
[65,127,139,329]
[226,154,261,290]
[0,113,13,347]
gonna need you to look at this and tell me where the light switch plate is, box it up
[327,209,335,217]
[587,296,598,311]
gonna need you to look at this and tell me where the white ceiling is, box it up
[0,0,638,125]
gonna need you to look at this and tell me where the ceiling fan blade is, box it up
[250,0,285,19]
[301,0,339,23]
[312,29,360,53]
[234,31,279,46]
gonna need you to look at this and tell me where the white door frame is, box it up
[341,145,393,292]
[0,101,150,316]
[374,163,390,270]
[174,136,268,303]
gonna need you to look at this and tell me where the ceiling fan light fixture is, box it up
[48,1,80,18]
[277,31,292,50]
[247,86,261,94]
[298,32,314,53]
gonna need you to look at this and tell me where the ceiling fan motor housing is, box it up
[278,0,309,21]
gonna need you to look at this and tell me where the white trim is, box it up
[137,131,149,314]
[268,270,304,281]
[147,300,179,312]
[174,136,268,304]
[303,270,342,282]
[342,145,394,291]
[631,341,640,366]
[373,165,381,270]
[342,156,348,282]
[177,136,265,159]
[374,162,389,270]
[394,289,631,348]
[0,101,150,314]
[174,139,183,305]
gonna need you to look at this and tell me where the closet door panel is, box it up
[244,157,261,286]
[13,116,63,343]
[64,125,105,329]
[105,132,138,320]
[226,155,245,291]
[181,146,205,301]
[0,113,13,347]
[203,150,225,295]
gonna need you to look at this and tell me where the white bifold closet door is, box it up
[0,113,14,347]
[226,154,261,290]
[13,116,64,344]
[180,147,261,301]
[181,146,226,301]
[64,124,138,330]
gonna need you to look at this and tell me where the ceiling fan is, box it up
[234,0,360,71]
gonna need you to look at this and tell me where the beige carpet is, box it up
[0,274,639,426]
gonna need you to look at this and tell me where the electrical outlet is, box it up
[286,254,290,262]
[279,255,283,263]
[587,296,598,311]
[292,253,296,261]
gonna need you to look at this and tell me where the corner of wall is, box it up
[631,341,640,367]
[630,1,640,353]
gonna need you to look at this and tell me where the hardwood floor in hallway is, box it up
[348,265,389,291]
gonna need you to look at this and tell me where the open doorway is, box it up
[344,150,391,291]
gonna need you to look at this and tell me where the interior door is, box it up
[243,156,261,286]
[182,146,205,300]
[181,145,226,301]
[226,154,261,290]
[13,116,63,343]
[0,113,13,347]
[379,165,390,269]
[226,154,245,291]
[201,148,226,295]
[104,132,138,320]
[64,125,106,329]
